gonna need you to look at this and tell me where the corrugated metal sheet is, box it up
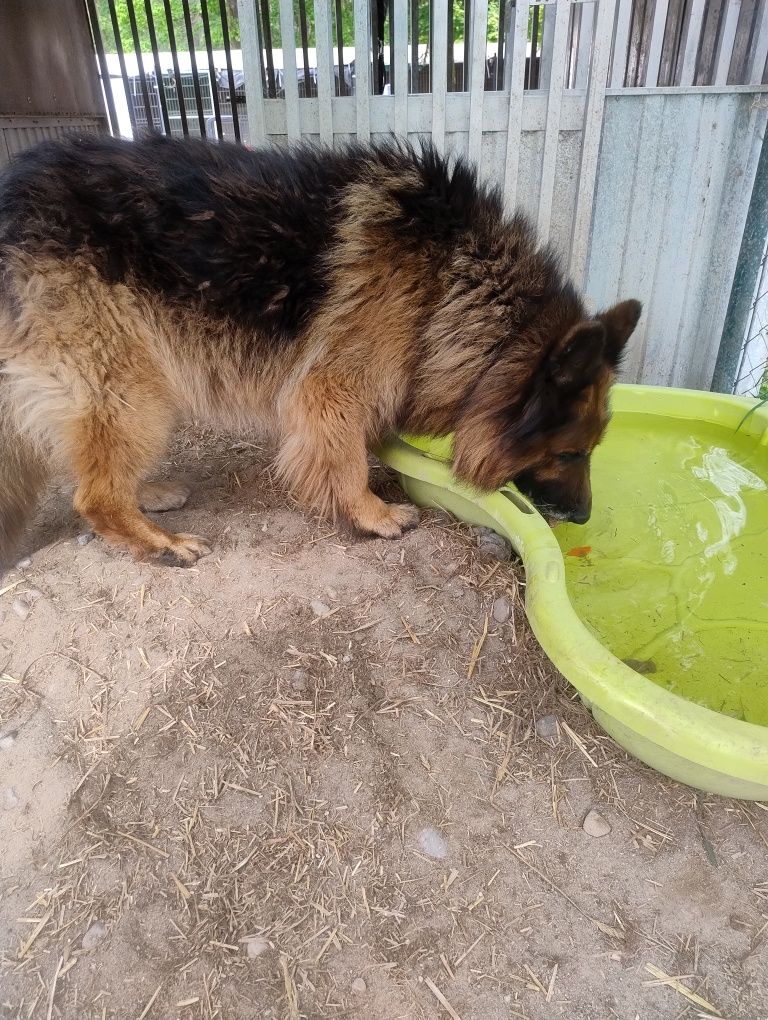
[585,92,768,389]
[0,117,106,169]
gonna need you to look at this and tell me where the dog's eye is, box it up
[557,451,586,463]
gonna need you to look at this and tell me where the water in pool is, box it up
[555,413,768,726]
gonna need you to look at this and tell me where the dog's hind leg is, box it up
[8,260,209,565]
[277,372,419,538]
[69,401,209,567]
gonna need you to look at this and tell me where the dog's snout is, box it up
[568,505,591,526]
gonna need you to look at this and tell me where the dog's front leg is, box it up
[276,372,418,538]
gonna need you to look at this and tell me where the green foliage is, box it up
[94,1,517,54]
[96,1,241,51]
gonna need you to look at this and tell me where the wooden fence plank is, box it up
[716,0,743,86]
[237,0,267,142]
[467,0,489,168]
[538,0,574,243]
[431,0,449,149]
[277,0,301,138]
[570,0,618,284]
[503,0,529,211]
[315,0,335,144]
[680,0,706,86]
[749,0,768,83]
[611,0,635,87]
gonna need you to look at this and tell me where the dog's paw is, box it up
[139,481,192,512]
[363,502,420,539]
[154,533,211,567]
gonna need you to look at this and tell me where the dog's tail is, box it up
[0,376,48,569]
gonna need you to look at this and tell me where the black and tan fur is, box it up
[0,135,641,567]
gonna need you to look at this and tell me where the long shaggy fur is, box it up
[0,134,641,566]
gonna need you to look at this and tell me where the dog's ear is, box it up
[598,299,642,367]
[548,322,606,393]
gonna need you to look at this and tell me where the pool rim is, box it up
[377,384,768,797]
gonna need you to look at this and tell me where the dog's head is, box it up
[453,299,641,524]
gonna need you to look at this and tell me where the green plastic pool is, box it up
[378,384,768,799]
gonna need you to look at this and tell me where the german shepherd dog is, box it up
[0,136,640,567]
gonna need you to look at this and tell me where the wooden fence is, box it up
[82,0,768,389]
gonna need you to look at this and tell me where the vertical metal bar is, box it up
[278,0,302,138]
[259,0,278,97]
[680,0,706,86]
[163,0,189,136]
[503,0,529,212]
[125,0,156,130]
[298,0,313,96]
[536,0,569,243]
[335,0,347,95]
[237,0,268,141]
[570,0,618,286]
[84,0,120,135]
[219,0,242,141]
[497,0,507,89]
[529,3,540,88]
[315,0,336,143]
[354,0,372,138]
[200,0,224,138]
[180,0,209,134]
[395,0,409,131]
[144,0,172,134]
[749,0,768,83]
[106,0,138,131]
[645,0,670,87]
[467,0,488,169]
[610,0,634,88]
[715,0,742,85]
[432,0,449,149]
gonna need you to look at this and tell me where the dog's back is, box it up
[0,135,640,566]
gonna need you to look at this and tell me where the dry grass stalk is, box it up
[643,963,722,1015]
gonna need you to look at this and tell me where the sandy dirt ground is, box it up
[1,430,767,1020]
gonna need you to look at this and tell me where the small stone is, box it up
[15,557,32,570]
[351,977,367,993]
[476,531,512,563]
[0,730,17,750]
[535,714,559,742]
[244,935,269,958]
[583,809,611,838]
[341,654,352,663]
[81,920,107,951]
[325,587,338,600]
[77,532,94,546]
[492,596,511,624]
[2,787,20,810]
[310,599,331,618]
[291,668,308,692]
[418,826,448,860]
[11,598,30,621]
